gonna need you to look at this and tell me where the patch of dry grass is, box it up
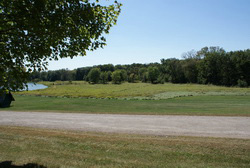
[0,126,249,167]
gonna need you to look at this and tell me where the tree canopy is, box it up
[30,47,250,87]
[147,66,160,84]
[0,0,121,91]
[87,68,100,84]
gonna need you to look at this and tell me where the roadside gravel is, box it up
[0,111,249,138]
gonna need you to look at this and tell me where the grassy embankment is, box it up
[2,81,248,116]
[17,81,250,99]
[0,126,249,168]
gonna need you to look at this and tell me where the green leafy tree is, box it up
[161,59,186,83]
[97,64,115,72]
[230,50,250,86]
[120,69,128,81]
[138,67,148,82]
[147,66,160,84]
[181,50,200,83]
[40,72,48,81]
[88,68,101,84]
[0,0,122,91]
[128,73,138,83]
[182,59,199,83]
[100,71,108,84]
[111,70,127,84]
[197,47,226,85]
[112,70,122,84]
[107,71,113,81]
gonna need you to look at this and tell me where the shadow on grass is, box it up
[0,161,47,168]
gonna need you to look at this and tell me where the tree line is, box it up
[31,47,250,87]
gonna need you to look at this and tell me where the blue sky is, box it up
[48,0,250,70]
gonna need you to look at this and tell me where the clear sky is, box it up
[48,0,250,70]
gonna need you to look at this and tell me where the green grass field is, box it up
[1,94,249,116]
[3,82,249,116]
[0,126,249,168]
[16,81,250,99]
[1,83,250,167]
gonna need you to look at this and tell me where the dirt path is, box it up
[0,111,249,138]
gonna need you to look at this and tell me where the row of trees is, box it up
[161,47,250,87]
[31,63,159,84]
[31,47,250,87]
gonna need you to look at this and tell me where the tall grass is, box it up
[16,81,250,99]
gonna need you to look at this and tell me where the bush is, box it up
[237,79,248,87]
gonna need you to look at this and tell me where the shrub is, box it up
[237,79,248,87]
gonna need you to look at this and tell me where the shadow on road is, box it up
[0,161,47,168]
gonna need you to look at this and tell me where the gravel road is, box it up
[0,111,249,138]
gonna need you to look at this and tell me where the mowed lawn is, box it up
[7,82,250,116]
[0,126,249,168]
[1,94,250,116]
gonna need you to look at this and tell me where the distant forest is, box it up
[31,47,250,87]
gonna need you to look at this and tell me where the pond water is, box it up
[25,83,48,91]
